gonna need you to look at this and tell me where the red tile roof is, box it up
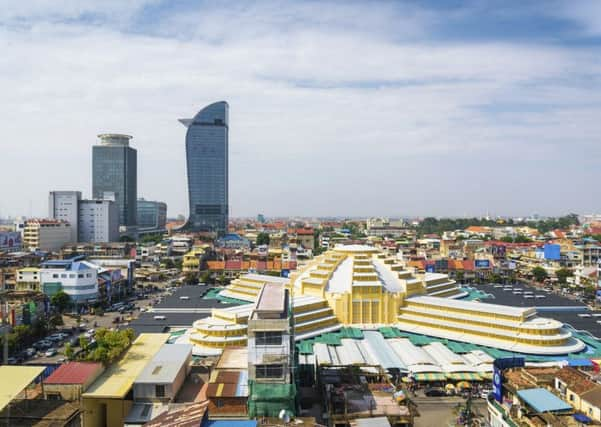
[45,362,103,385]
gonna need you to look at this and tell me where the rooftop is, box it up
[135,344,192,384]
[45,362,103,385]
[143,402,208,427]
[215,347,248,370]
[0,366,45,411]
[255,283,285,313]
[517,388,572,413]
[407,295,534,318]
[82,333,168,399]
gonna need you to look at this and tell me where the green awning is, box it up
[413,373,447,381]
[447,372,482,381]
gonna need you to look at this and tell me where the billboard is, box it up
[0,231,22,252]
[544,244,561,261]
[493,357,525,403]
[475,259,490,269]
[425,264,435,273]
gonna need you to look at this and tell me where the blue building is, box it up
[40,256,99,304]
[179,102,229,235]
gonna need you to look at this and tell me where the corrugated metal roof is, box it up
[0,366,45,411]
[517,388,572,413]
[83,333,169,399]
[135,344,192,384]
[143,402,208,427]
[44,362,103,385]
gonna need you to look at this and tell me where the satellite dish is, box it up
[279,409,291,423]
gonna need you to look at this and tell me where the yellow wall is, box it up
[82,397,133,427]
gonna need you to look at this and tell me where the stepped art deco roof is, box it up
[185,245,584,356]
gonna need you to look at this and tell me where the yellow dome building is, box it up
[187,245,584,356]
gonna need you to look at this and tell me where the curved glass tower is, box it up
[179,101,229,234]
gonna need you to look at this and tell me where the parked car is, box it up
[44,348,57,357]
[69,336,80,347]
[6,357,17,365]
[34,340,52,350]
[424,388,447,397]
[25,348,36,358]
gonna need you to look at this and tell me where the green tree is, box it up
[162,258,175,269]
[184,272,198,285]
[51,291,71,313]
[256,232,270,246]
[64,343,74,360]
[85,328,135,364]
[489,273,502,283]
[531,266,548,283]
[200,271,211,284]
[555,268,572,285]
[80,336,89,352]
[500,234,533,243]
[455,271,465,282]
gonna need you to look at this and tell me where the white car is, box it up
[45,348,57,357]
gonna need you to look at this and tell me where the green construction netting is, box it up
[248,381,296,418]
[338,327,364,339]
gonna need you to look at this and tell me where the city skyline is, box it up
[1,1,601,218]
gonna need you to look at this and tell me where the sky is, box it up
[1,0,601,219]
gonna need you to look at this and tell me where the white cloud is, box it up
[0,1,600,218]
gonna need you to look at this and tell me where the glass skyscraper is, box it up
[92,134,137,227]
[137,198,167,230]
[179,101,229,234]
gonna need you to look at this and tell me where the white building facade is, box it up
[49,191,81,242]
[40,258,99,303]
[78,199,119,243]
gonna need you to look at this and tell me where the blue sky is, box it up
[1,0,600,218]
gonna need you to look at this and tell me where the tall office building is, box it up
[92,134,137,227]
[179,101,229,235]
[137,198,167,231]
[48,191,81,242]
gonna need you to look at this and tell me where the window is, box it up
[569,394,574,402]
[52,274,58,278]
[155,385,165,398]
[256,331,282,346]
[255,364,284,379]
[78,274,84,278]
[86,273,92,278]
[69,274,75,278]
[61,274,67,278]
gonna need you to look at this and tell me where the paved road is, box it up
[412,396,487,427]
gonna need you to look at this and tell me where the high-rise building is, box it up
[49,191,119,243]
[179,101,229,235]
[92,134,137,227]
[78,199,119,243]
[49,191,81,242]
[136,198,167,231]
